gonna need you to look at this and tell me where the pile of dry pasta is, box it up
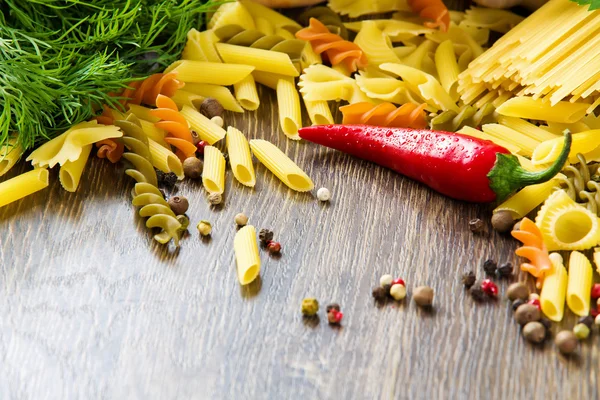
[2,0,600,319]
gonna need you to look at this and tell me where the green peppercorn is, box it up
[555,330,578,354]
[197,220,212,236]
[176,215,190,231]
[183,157,203,179]
[301,298,319,316]
[573,323,590,340]
[168,196,189,215]
[491,210,514,233]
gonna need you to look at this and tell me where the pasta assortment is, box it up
[340,102,427,129]
[512,218,552,289]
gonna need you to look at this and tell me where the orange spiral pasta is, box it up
[407,0,450,32]
[150,94,194,160]
[296,18,367,72]
[340,102,428,129]
[511,218,552,289]
[95,139,125,163]
[122,72,185,107]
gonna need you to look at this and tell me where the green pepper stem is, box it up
[488,129,572,202]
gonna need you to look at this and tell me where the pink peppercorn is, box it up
[196,140,207,155]
[591,309,599,318]
[328,310,343,324]
[392,278,405,287]
[591,284,600,299]
[267,241,281,254]
[528,298,541,310]
[481,279,498,296]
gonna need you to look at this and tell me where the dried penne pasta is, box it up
[494,178,560,220]
[276,77,302,140]
[234,225,261,285]
[182,29,221,62]
[166,60,255,85]
[566,251,593,317]
[435,40,460,101]
[481,124,540,157]
[249,139,314,192]
[253,71,288,91]
[496,116,558,142]
[304,100,334,126]
[234,75,260,111]
[180,105,226,145]
[182,83,244,113]
[148,138,184,180]
[139,120,169,149]
[215,43,299,77]
[226,126,256,187]
[203,146,226,194]
[239,0,301,31]
[0,138,22,177]
[594,248,600,274]
[0,168,49,208]
[208,1,255,31]
[301,42,322,71]
[496,97,588,124]
[457,126,521,154]
[540,253,568,322]
[59,144,92,192]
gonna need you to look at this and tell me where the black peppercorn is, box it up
[497,262,513,278]
[578,315,594,329]
[470,286,486,302]
[326,303,341,313]
[382,284,392,296]
[372,287,387,301]
[258,228,274,245]
[157,170,177,189]
[461,271,476,289]
[512,299,526,312]
[483,259,497,275]
[469,218,485,234]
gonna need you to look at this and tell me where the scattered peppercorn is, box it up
[208,192,222,205]
[528,298,541,310]
[168,196,189,215]
[197,220,212,236]
[461,271,476,289]
[593,308,600,318]
[382,284,392,296]
[327,309,343,325]
[211,115,224,127]
[326,303,341,313]
[259,229,274,245]
[196,140,207,155]
[481,279,498,297]
[183,157,203,179]
[200,97,224,119]
[482,259,497,275]
[470,286,486,302]
[267,241,281,254]
[301,298,319,316]
[390,284,407,301]
[234,213,248,226]
[316,187,331,202]
[380,274,393,287]
[591,283,600,299]
[191,130,201,145]
[507,282,529,302]
[523,321,546,344]
[529,293,540,301]
[156,170,178,189]
[514,303,541,325]
[511,299,525,312]
[372,286,388,302]
[491,210,514,233]
[413,286,434,307]
[555,330,578,354]
[176,215,190,231]
[573,323,590,340]
[578,316,594,329]
[391,278,405,287]
[497,262,513,278]
[538,318,551,334]
[468,218,485,234]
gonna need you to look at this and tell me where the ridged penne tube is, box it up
[209,2,256,30]
[276,77,302,140]
[182,83,244,113]
[566,251,593,316]
[215,43,299,77]
[253,71,291,91]
[540,253,568,322]
[180,105,226,145]
[181,29,221,62]
[304,100,334,126]
[457,126,521,154]
[139,120,169,149]
[0,138,22,177]
[202,146,226,194]
[495,97,588,124]
[594,248,600,274]
[234,75,260,111]
[148,138,184,180]
[234,225,261,285]
[239,0,301,30]
[249,139,314,192]
[59,144,91,192]
[496,116,559,142]
[301,42,322,71]
[494,178,560,220]
[531,130,600,165]
[0,168,49,208]
[166,60,255,85]
[226,127,256,187]
[435,40,460,101]
[482,124,540,157]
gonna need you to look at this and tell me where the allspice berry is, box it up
[514,303,541,325]
[555,330,578,355]
[199,97,224,119]
[234,213,248,226]
[522,321,546,344]
[507,282,529,301]
[301,298,319,316]
[413,286,434,307]
[208,192,222,205]
[183,157,203,179]
[168,196,189,215]
[491,210,514,233]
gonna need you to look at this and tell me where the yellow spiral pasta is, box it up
[132,184,182,247]
[566,251,593,317]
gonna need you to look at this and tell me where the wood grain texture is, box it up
[1,3,599,399]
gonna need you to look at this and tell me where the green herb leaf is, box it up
[569,0,600,10]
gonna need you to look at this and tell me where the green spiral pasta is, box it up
[559,153,600,217]
[115,114,182,246]
[429,103,496,132]
[298,7,348,40]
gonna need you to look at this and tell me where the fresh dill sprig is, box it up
[0,0,222,152]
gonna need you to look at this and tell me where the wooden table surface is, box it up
[2,4,600,399]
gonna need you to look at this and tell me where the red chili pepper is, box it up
[298,125,572,203]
